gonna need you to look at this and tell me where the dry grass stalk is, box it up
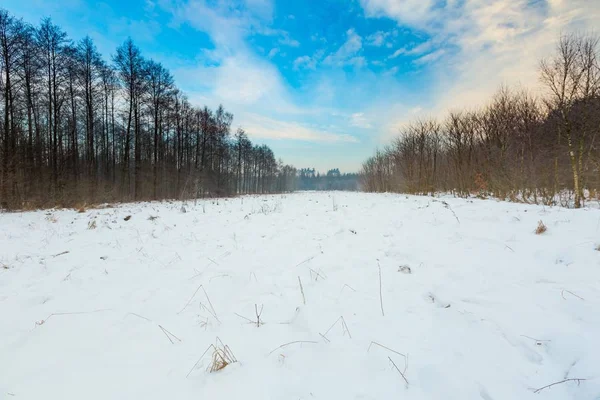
[378,260,384,316]
[234,304,264,327]
[388,356,409,387]
[298,276,306,305]
[339,284,357,296]
[322,316,352,340]
[561,289,584,301]
[186,337,238,377]
[178,285,220,322]
[158,325,182,344]
[368,341,407,358]
[255,304,264,327]
[268,340,318,355]
[309,267,326,281]
[35,309,111,327]
[533,378,586,394]
[535,220,547,235]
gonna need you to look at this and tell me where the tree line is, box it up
[298,168,360,191]
[0,8,297,209]
[361,33,600,208]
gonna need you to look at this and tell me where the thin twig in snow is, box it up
[35,309,111,326]
[178,285,220,322]
[186,345,213,378]
[340,284,357,295]
[188,269,203,280]
[520,335,551,344]
[178,285,203,314]
[561,290,584,301]
[268,341,318,355]
[368,341,407,358]
[388,357,409,386]
[158,325,182,344]
[433,199,460,223]
[209,274,230,283]
[319,333,331,343]
[322,316,352,339]
[378,260,384,316]
[127,312,152,322]
[255,304,264,327]
[308,267,327,281]
[52,251,70,257]
[298,276,306,305]
[533,378,587,394]
[207,257,219,266]
[234,313,255,323]
[296,256,315,268]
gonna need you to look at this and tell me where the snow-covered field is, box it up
[1,192,599,399]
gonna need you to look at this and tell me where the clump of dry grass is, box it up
[209,342,237,372]
[535,220,547,235]
[186,338,237,377]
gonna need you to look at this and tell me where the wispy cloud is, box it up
[293,55,316,70]
[278,32,300,47]
[323,29,364,67]
[413,48,445,65]
[366,30,390,47]
[268,47,280,58]
[243,113,359,143]
[350,112,372,129]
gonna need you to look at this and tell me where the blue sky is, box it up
[4,0,599,172]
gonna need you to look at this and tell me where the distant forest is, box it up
[0,8,297,209]
[298,168,360,191]
[362,33,600,208]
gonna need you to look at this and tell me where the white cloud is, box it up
[360,0,438,29]
[383,66,399,76]
[366,31,389,47]
[243,113,359,143]
[389,48,405,59]
[350,112,373,129]
[278,33,300,47]
[268,47,280,58]
[414,49,445,65]
[293,55,316,70]
[389,40,435,59]
[323,29,364,67]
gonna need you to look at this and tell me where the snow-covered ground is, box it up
[1,192,599,399]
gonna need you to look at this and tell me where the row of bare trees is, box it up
[361,33,600,208]
[0,8,297,209]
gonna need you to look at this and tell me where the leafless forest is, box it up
[361,34,600,208]
[0,9,297,210]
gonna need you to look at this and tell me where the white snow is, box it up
[1,192,599,399]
